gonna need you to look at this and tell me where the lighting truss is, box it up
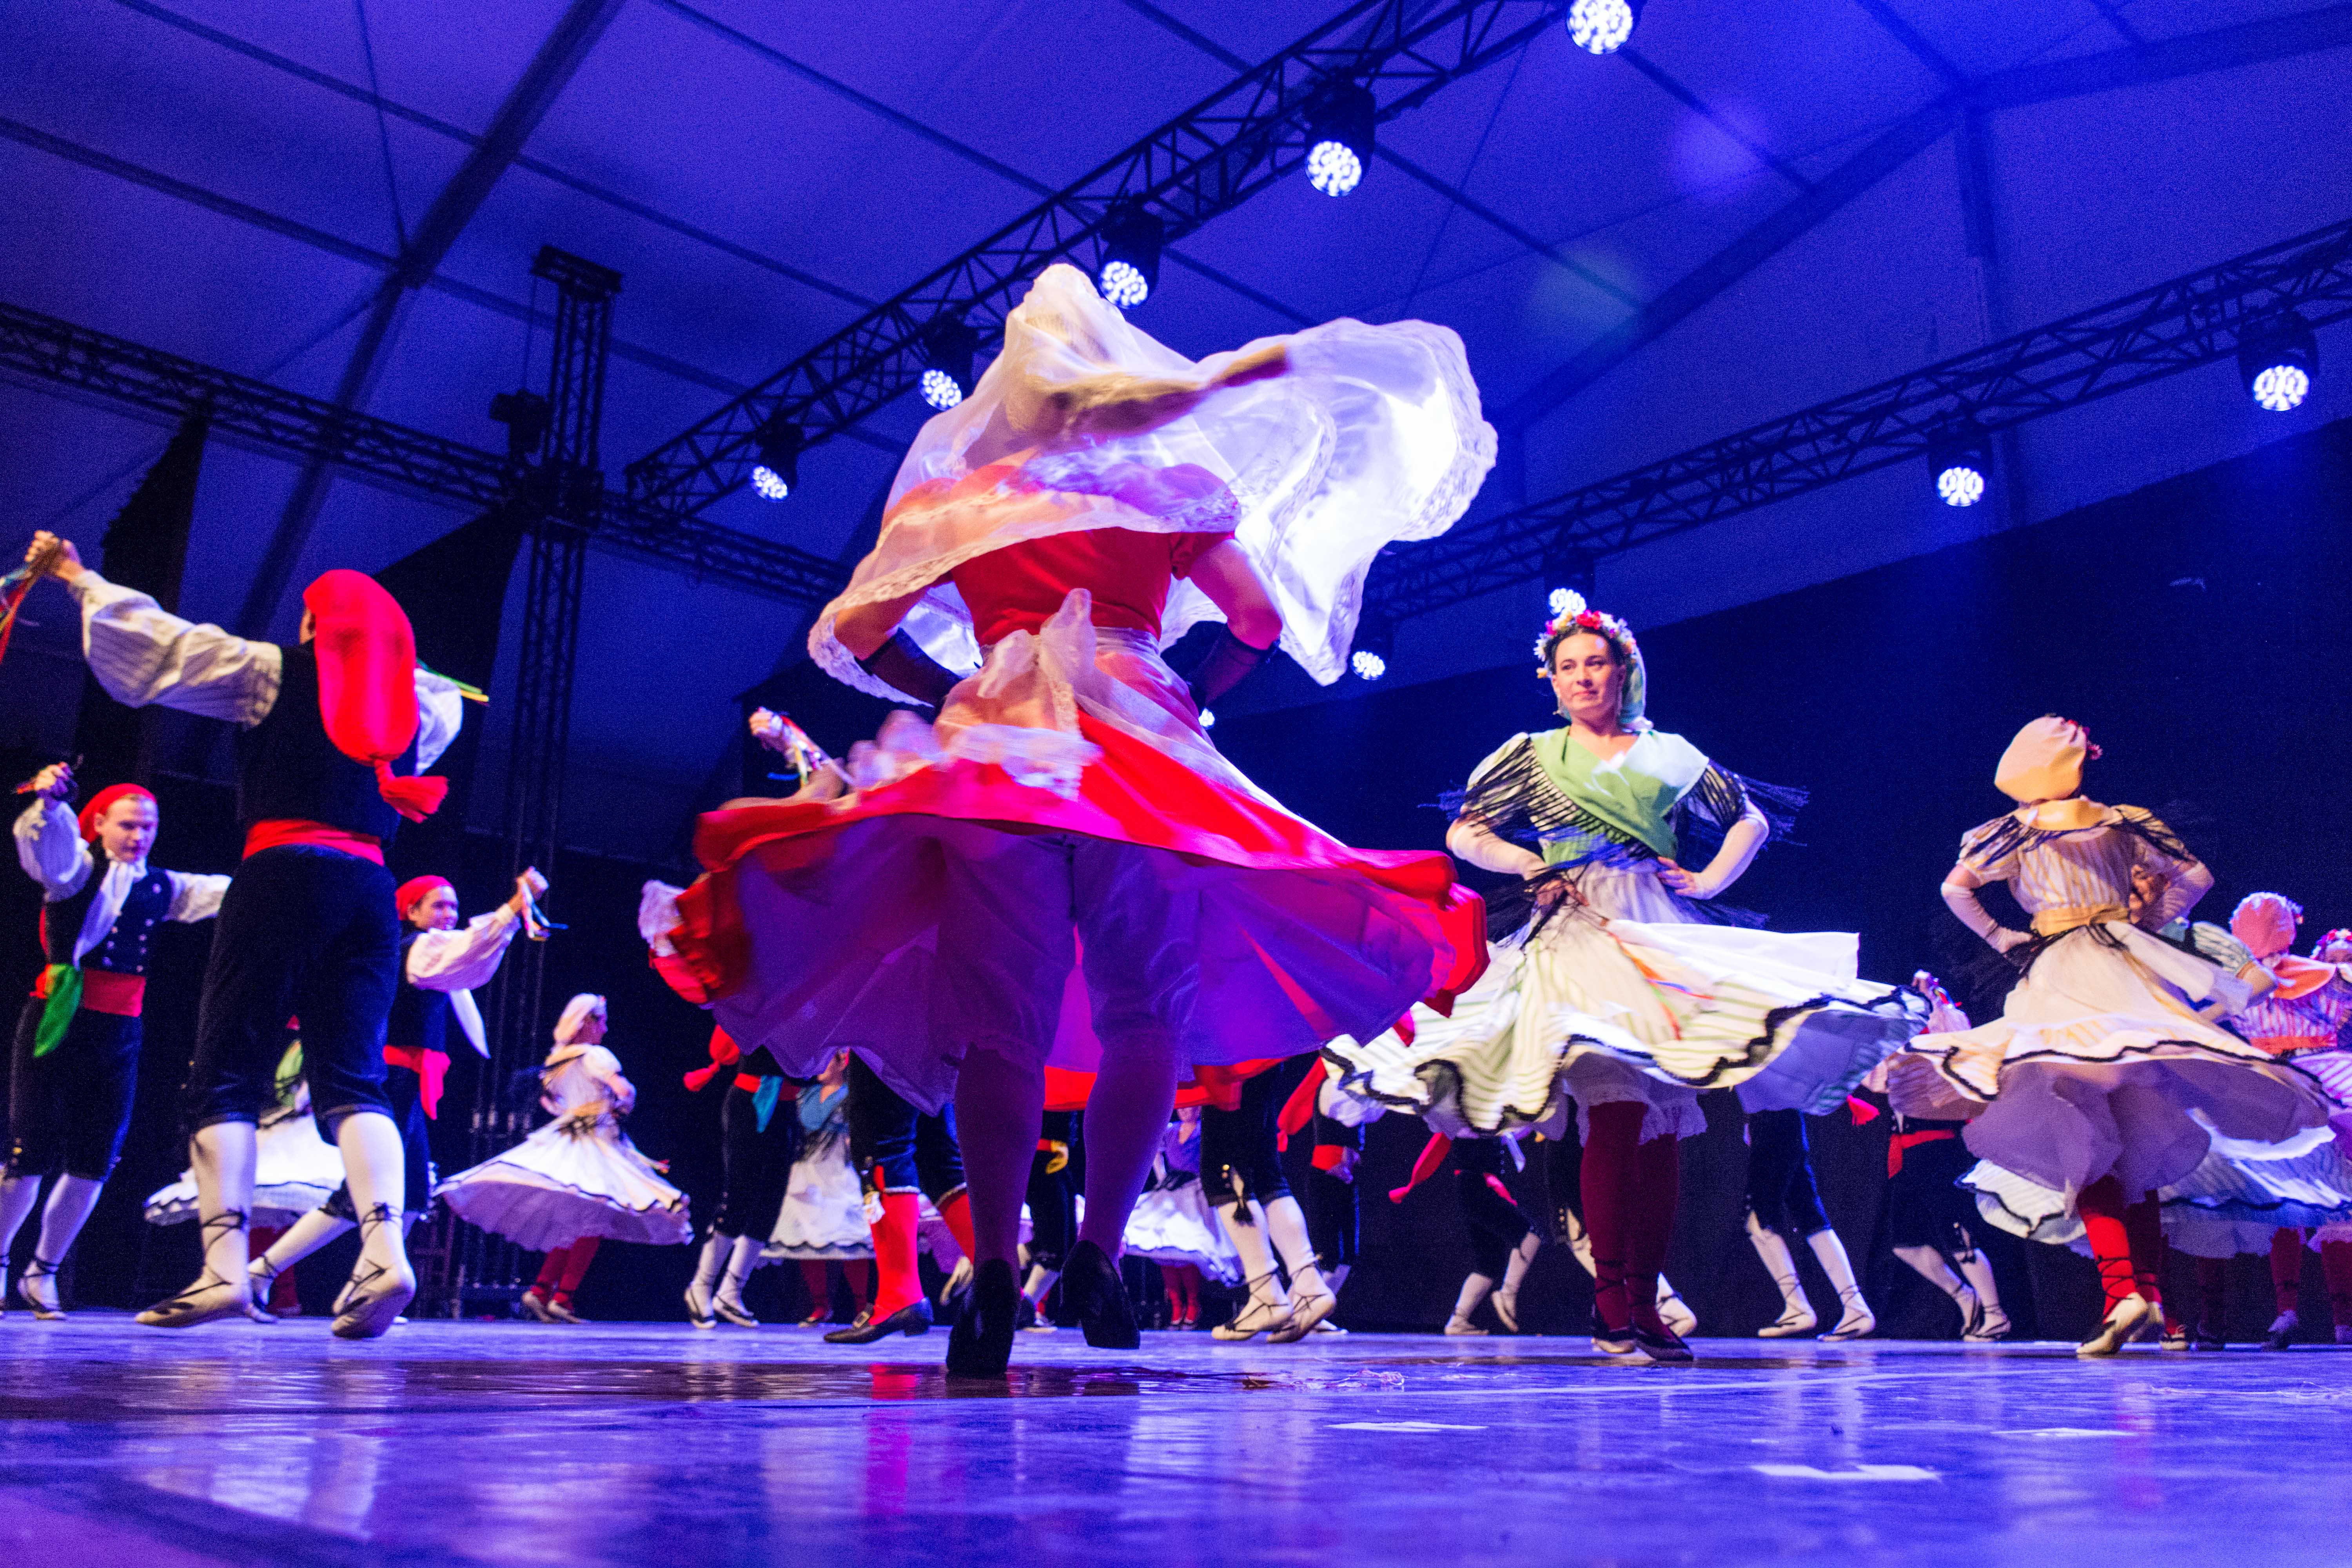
[623,0,1563,520]
[0,299,850,606]
[1367,214,2352,619]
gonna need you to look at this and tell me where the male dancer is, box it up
[27,530,463,1338]
[1,766,228,1317]
[248,867,544,1313]
[679,1023,799,1328]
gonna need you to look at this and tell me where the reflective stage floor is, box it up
[5,1316,2347,1566]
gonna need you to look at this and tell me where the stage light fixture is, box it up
[1199,707,1216,728]
[749,416,802,502]
[1350,618,1395,681]
[919,316,979,410]
[1567,0,1640,55]
[1928,424,1990,509]
[1306,83,1376,198]
[488,388,551,462]
[1098,203,1164,310]
[2238,313,2317,413]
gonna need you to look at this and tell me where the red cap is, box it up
[302,570,447,822]
[395,875,454,917]
[78,784,156,842]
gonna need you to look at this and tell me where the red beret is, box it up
[395,875,455,916]
[78,784,156,843]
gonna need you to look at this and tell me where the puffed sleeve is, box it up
[413,667,465,772]
[164,871,231,923]
[405,907,521,992]
[1956,815,2025,882]
[14,797,93,900]
[71,570,282,725]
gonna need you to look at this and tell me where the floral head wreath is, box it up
[2314,928,2352,959]
[1536,589,1649,729]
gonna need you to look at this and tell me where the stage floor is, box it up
[4,1315,2346,1566]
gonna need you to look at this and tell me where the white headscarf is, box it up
[553,992,606,1045]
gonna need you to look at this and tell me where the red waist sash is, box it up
[1889,1127,1957,1179]
[383,1044,450,1118]
[244,819,385,865]
[32,967,146,1017]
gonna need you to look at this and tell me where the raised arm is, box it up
[406,871,543,991]
[12,768,93,899]
[164,872,232,924]
[31,534,281,725]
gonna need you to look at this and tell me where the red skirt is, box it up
[660,617,1484,1116]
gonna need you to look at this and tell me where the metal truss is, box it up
[623,0,1564,519]
[1368,214,2352,618]
[0,299,849,606]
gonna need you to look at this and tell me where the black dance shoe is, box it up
[1632,1320,1695,1364]
[824,1298,933,1344]
[946,1259,1020,1377]
[1058,1240,1142,1350]
[1590,1310,1637,1356]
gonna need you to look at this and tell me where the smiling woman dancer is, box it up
[650,263,1492,1377]
[1326,595,1923,1361]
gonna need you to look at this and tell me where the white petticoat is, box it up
[1124,1176,1243,1284]
[764,1138,873,1260]
[436,1111,692,1251]
[1916,923,2332,1204]
[145,1103,344,1228]
[1324,860,1916,1139]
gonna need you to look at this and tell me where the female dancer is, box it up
[1896,717,2332,1355]
[1124,1107,1240,1327]
[1326,595,1922,1360]
[766,1052,875,1325]
[437,994,692,1321]
[650,263,1493,1376]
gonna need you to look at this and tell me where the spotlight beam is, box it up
[625,0,1562,519]
[1367,214,2352,621]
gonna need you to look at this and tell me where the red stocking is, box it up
[2195,1256,2227,1334]
[533,1245,570,1296]
[1582,1103,1643,1332]
[2123,1200,2163,1309]
[2269,1227,2306,1315]
[867,1192,925,1321]
[554,1236,601,1305]
[935,1189,978,1266]
[1627,1124,1680,1335]
[799,1260,831,1319]
[844,1259,872,1307]
[2077,1176,2138,1314]
[2321,1240,2352,1329]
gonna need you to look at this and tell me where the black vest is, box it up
[235,643,417,842]
[41,866,173,974]
[386,930,451,1054]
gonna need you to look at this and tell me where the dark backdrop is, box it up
[1212,412,2352,1343]
[8,415,2349,1338]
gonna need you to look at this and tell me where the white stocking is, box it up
[1214,1200,1289,1307]
[689,1232,728,1294]
[1746,1209,1808,1317]
[334,1112,410,1282]
[33,1174,105,1269]
[1895,1244,1969,1301]
[0,1173,41,1260]
[1263,1195,1328,1300]
[194,1122,258,1287]
[718,1235,762,1308]
[1448,1271,1495,1330]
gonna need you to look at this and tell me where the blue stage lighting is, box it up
[749,417,801,502]
[918,317,978,410]
[1568,0,1639,55]
[2239,313,2317,413]
[918,368,963,411]
[1098,203,1164,309]
[1928,423,1990,509]
[1306,84,1375,198]
[1351,650,1387,681]
[1936,462,1986,508]
[1199,707,1216,728]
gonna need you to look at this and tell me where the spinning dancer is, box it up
[1,766,227,1318]
[246,868,542,1312]
[1854,975,2010,1342]
[1326,595,1922,1361]
[439,994,692,1321]
[1125,1107,1240,1327]
[1742,1110,1874,1341]
[28,532,463,1337]
[678,1024,799,1330]
[649,263,1493,1376]
[1895,718,2331,1357]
